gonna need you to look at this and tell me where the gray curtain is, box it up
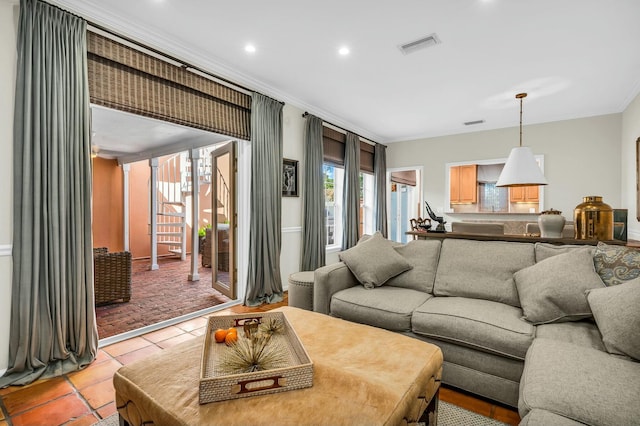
[342,132,361,249]
[301,115,326,271]
[245,93,284,306]
[374,144,388,237]
[1,0,97,387]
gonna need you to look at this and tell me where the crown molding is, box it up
[48,0,383,142]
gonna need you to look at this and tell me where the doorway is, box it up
[388,168,422,243]
[210,142,237,299]
[90,107,243,342]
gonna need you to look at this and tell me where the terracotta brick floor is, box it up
[96,255,230,339]
[0,294,520,425]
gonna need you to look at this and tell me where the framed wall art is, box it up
[282,158,299,197]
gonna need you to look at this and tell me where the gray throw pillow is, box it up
[592,242,640,286]
[339,232,412,289]
[514,248,605,324]
[587,277,640,360]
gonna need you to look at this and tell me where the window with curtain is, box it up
[323,164,374,248]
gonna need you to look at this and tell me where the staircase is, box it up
[152,148,220,260]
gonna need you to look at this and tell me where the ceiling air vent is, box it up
[399,33,441,55]
[464,120,485,126]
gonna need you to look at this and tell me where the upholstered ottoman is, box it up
[114,307,443,425]
[287,271,315,310]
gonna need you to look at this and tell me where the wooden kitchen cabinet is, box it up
[510,185,539,203]
[450,165,477,204]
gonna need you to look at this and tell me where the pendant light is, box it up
[495,93,548,187]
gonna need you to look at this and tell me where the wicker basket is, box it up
[199,312,313,404]
[93,248,132,305]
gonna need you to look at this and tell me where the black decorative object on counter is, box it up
[425,201,447,233]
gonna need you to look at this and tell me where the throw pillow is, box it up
[339,232,412,289]
[593,242,640,286]
[514,248,605,324]
[587,277,640,360]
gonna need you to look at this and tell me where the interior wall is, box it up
[280,104,305,287]
[621,92,640,240]
[0,0,18,374]
[387,114,623,228]
[92,158,124,251]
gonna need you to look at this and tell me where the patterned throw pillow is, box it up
[593,242,640,286]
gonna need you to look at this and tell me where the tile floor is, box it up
[0,295,520,426]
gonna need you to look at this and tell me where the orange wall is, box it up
[93,156,215,259]
[92,158,124,252]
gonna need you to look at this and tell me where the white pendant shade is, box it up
[495,146,548,187]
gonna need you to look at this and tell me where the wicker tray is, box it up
[199,311,313,404]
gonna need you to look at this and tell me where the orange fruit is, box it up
[225,331,238,346]
[226,327,237,336]
[214,328,228,343]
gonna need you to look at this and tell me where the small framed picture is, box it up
[282,158,299,197]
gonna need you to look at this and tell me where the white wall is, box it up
[280,104,305,287]
[621,92,640,240]
[387,114,623,226]
[0,0,18,374]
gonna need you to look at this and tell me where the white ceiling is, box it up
[91,106,230,162]
[54,0,640,144]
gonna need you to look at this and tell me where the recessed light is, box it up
[338,46,350,56]
[244,44,256,54]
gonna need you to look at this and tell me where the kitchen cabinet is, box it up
[510,185,539,203]
[450,165,477,204]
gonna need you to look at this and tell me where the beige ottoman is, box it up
[288,271,314,311]
[114,307,443,426]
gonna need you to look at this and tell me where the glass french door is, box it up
[211,142,236,299]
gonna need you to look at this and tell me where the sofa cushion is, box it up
[339,232,412,289]
[330,286,431,332]
[520,409,587,426]
[514,248,605,324]
[412,297,535,360]
[587,277,640,360]
[534,242,592,263]
[385,239,441,293]
[535,321,606,352]
[519,338,640,426]
[433,239,534,307]
[593,241,640,286]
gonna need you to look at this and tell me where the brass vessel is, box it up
[574,196,613,240]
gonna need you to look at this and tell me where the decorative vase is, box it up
[574,196,613,240]
[538,209,566,238]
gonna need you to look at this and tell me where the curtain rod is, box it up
[302,112,383,147]
[87,21,280,100]
[41,0,283,105]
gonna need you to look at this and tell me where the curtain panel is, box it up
[342,132,361,249]
[1,0,97,387]
[301,115,326,271]
[374,144,389,237]
[87,32,251,140]
[245,93,284,306]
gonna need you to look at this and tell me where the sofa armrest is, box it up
[313,262,359,315]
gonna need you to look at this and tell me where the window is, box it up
[323,164,342,247]
[324,164,374,248]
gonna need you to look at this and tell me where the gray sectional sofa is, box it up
[312,233,640,426]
